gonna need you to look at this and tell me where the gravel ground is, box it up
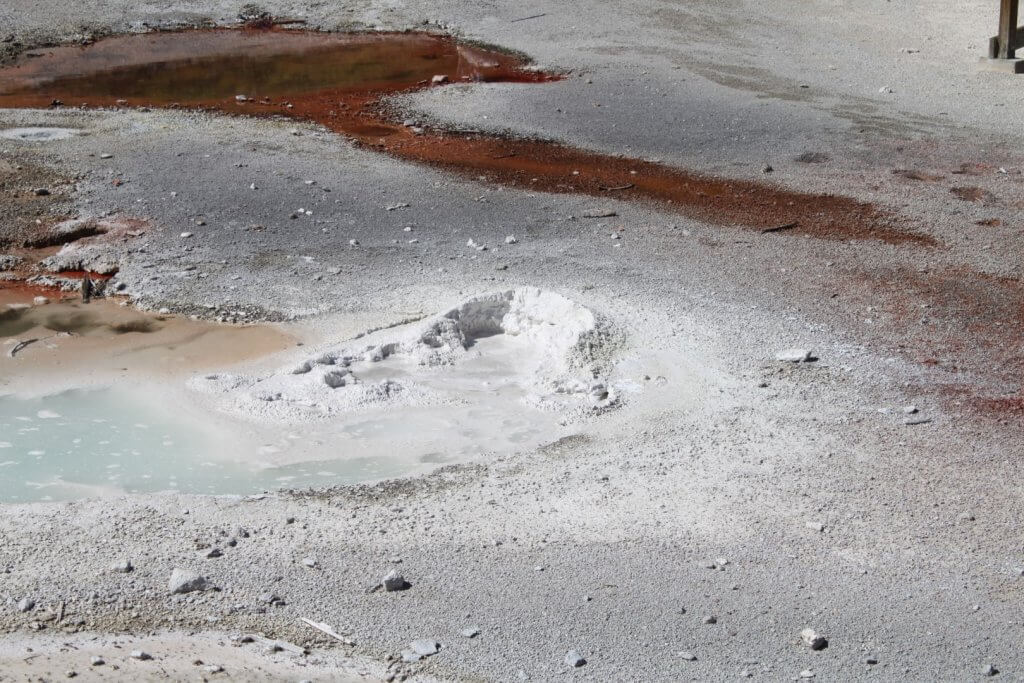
[1,1,1023,681]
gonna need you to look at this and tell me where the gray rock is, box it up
[16,597,34,612]
[323,370,350,388]
[460,627,481,638]
[382,569,409,592]
[582,209,617,218]
[400,650,422,663]
[410,639,440,656]
[109,559,133,573]
[90,656,104,666]
[983,664,999,677]
[130,650,152,660]
[799,670,815,679]
[302,557,317,568]
[800,628,828,650]
[564,650,587,667]
[291,361,312,375]
[775,348,813,362]
[0,254,24,271]
[168,568,208,594]
[678,651,697,661]
[258,592,284,606]
[702,615,718,624]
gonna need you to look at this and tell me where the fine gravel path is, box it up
[1,1,1022,681]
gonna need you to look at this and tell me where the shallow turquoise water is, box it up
[0,389,422,503]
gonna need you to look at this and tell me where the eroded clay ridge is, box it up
[0,28,928,244]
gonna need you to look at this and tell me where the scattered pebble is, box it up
[460,627,481,638]
[180,232,193,239]
[90,656,104,666]
[130,650,152,661]
[564,650,586,668]
[776,348,813,363]
[410,639,440,656]
[800,628,828,650]
[168,568,208,594]
[109,559,133,573]
[382,569,409,592]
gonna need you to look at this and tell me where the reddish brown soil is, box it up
[0,28,930,244]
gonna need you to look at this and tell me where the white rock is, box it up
[323,370,350,389]
[431,74,449,84]
[16,597,34,612]
[505,235,518,244]
[564,650,586,667]
[382,569,408,592]
[130,650,152,660]
[410,639,440,656]
[168,568,208,594]
[800,628,828,650]
[32,296,49,305]
[179,232,193,239]
[109,559,133,573]
[775,348,812,362]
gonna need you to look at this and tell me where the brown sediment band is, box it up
[0,28,930,245]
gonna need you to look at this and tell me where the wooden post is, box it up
[998,0,1019,59]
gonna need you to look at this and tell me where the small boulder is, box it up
[776,348,813,363]
[168,568,208,594]
[109,559,133,573]
[410,639,440,657]
[800,628,828,650]
[382,569,410,592]
[564,650,587,668]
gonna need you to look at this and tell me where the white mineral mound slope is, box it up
[192,287,618,423]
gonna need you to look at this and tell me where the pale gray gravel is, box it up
[1,1,1023,681]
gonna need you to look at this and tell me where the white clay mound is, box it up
[192,287,618,422]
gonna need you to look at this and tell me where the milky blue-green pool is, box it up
[0,388,425,503]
